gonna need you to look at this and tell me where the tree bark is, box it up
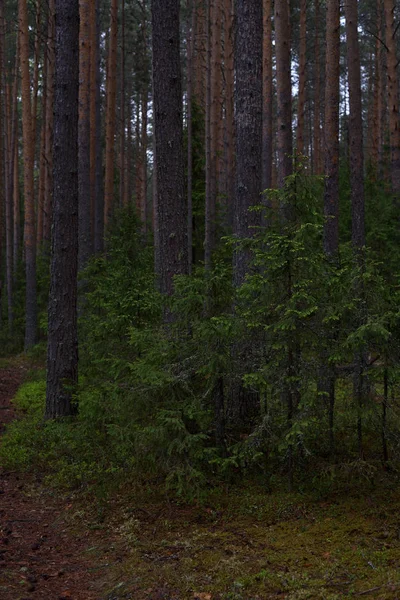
[344,0,366,459]
[19,0,37,349]
[296,0,307,157]
[78,0,92,270]
[152,0,188,298]
[46,0,79,419]
[323,0,340,257]
[313,0,322,175]
[262,0,273,191]
[224,0,234,226]
[275,0,292,189]
[43,0,55,247]
[104,0,118,230]
[384,0,400,199]
[233,0,262,287]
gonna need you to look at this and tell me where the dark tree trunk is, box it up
[344,0,366,458]
[262,0,273,192]
[324,0,340,257]
[152,0,188,298]
[275,0,292,189]
[233,0,263,287]
[78,0,92,270]
[94,0,104,253]
[20,0,37,350]
[344,0,365,251]
[46,0,79,419]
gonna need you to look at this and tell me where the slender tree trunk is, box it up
[324,0,340,257]
[94,0,104,253]
[384,0,400,199]
[275,0,293,188]
[19,0,37,349]
[104,0,118,230]
[370,1,382,177]
[345,0,366,459]
[43,0,55,247]
[124,79,133,208]
[119,0,126,209]
[204,0,213,271]
[46,0,79,419]
[296,0,307,157]
[78,0,91,270]
[13,135,20,278]
[262,0,273,191]
[187,0,194,273]
[9,48,19,280]
[224,0,234,225]
[0,7,4,326]
[193,0,207,110]
[140,88,148,234]
[31,0,42,159]
[152,0,188,299]
[37,45,47,249]
[322,0,341,460]
[313,0,322,175]
[0,6,13,328]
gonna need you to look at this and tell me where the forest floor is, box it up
[1,358,400,599]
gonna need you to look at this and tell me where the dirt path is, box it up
[0,363,116,600]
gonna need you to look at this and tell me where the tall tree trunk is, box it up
[13,135,20,279]
[324,0,340,257]
[19,0,37,349]
[78,0,91,270]
[43,0,55,247]
[9,48,19,279]
[140,88,148,234]
[233,0,262,287]
[322,0,340,460]
[93,0,104,253]
[345,0,366,459]
[31,0,42,159]
[193,0,207,110]
[187,0,195,273]
[371,0,383,177]
[224,0,234,225]
[152,0,188,299]
[0,5,13,328]
[119,0,126,210]
[204,0,213,271]
[0,6,5,327]
[262,0,273,191]
[313,0,322,174]
[46,0,79,419]
[296,0,307,157]
[104,0,118,231]
[384,0,400,199]
[124,79,133,208]
[37,45,47,249]
[275,0,292,189]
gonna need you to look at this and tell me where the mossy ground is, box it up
[96,482,400,599]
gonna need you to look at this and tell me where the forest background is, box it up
[0,0,400,503]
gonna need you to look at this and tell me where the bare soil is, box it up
[0,362,119,600]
